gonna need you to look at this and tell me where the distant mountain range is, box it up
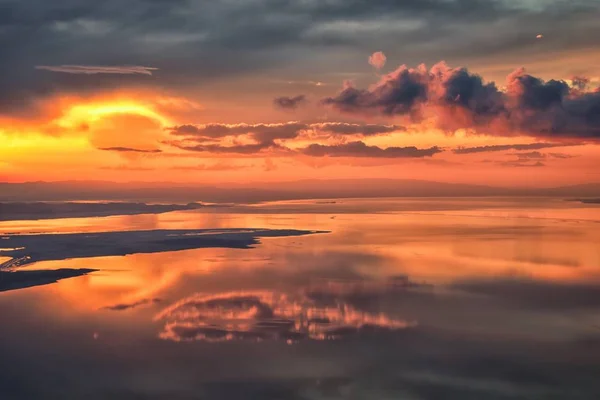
[1,180,599,203]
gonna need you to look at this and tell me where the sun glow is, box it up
[56,100,171,129]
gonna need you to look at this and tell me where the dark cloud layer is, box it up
[168,122,407,155]
[324,62,600,138]
[169,122,401,141]
[1,0,598,115]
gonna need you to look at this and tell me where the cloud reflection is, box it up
[155,291,414,342]
[101,298,162,311]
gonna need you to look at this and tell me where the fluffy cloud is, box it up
[323,62,600,138]
[368,51,387,69]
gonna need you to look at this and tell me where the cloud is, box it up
[548,152,577,159]
[273,95,307,109]
[169,122,308,143]
[513,151,546,160]
[452,142,574,154]
[368,51,387,69]
[571,76,591,91]
[172,142,280,154]
[101,298,162,311]
[35,65,158,75]
[322,67,428,116]
[168,122,409,155]
[323,62,600,138]
[312,122,404,136]
[301,141,442,158]
[499,160,545,168]
[1,0,598,118]
[98,147,162,153]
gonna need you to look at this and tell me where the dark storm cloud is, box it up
[1,0,599,116]
[322,62,507,119]
[324,63,600,138]
[322,68,428,116]
[273,95,307,109]
[98,146,162,153]
[452,142,574,154]
[302,141,442,158]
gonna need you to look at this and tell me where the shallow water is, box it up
[1,198,599,399]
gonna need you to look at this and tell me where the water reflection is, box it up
[155,289,414,343]
[0,198,599,398]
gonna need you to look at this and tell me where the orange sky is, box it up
[1,0,599,188]
[1,54,600,187]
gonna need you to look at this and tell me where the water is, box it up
[0,198,599,399]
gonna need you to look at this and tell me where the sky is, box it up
[0,0,599,187]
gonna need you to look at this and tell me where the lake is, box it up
[1,197,599,399]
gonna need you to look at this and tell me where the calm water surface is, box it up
[1,198,599,399]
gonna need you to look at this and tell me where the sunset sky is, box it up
[1,0,599,187]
